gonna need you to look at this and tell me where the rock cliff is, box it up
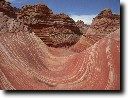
[0,1,120,90]
[86,9,120,35]
[0,0,18,18]
[17,4,82,47]
[70,9,120,52]
[0,0,28,34]
[76,20,90,34]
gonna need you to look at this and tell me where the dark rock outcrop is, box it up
[0,0,28,34]
[0,0,18,18]
[0,11,28,34]
[17,4,82,47]
[76,20,90,34]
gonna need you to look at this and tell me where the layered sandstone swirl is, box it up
[0,0,120,90]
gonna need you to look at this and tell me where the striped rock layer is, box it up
[70,9,120,52]
[0,0,120,90]
[0,30,120,90]
[17,4,82,47]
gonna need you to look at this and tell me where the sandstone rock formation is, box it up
[70,29,120,53]
[70,9,120,52]
[0,12,28,34]
[17,4,82,47]
[0,1,82,47]
[0,30,120,90]
[76,20,90,34]
[0,0,17,18]
[0,1,120,90]
[0,0,28,34]
[86,9,120,35]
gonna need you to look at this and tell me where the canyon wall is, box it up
[17,4,82,47]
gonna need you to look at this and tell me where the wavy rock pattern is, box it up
[0,30,120,90]
[70,29,120,53]
[70,9,120,52]
[0,0,120,90]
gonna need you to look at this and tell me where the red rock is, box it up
[86,9,120,35]
[70,9,120,52]
[0,0,28,34]
[0,2,120,90]
[17,4,82,47]
[0,0,17,18]
[70,29,120,53]
[76,20,90,34]
[0,31,120,90]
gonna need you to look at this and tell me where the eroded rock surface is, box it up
[0,0,18,18]
[0,31,120,90]
[0,1,82,47]
[0,1,120,90]
[0,13,28,34]
[76,20,90,34]
[86,9,120,35]
[17,4,82,47]
[0,0,28,34]
[70,9,120,52]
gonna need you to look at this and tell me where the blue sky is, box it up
[8,0,120,24]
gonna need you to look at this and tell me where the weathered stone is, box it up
[0,30,120,90]
[0,0,18,18]
[0,1,120,90]
[76,20,90,34]
[0,12,28,34]
[17,4,82,47]
[0,1,28,34]
[71,9,120,52]
[86,9,120,35]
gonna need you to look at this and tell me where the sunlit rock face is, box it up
[0,30,120,90]
[0,1,82,47]
[0,1,120,90]
[70,9,120,52]
[17,4,82,47]
[86,9,120,36]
